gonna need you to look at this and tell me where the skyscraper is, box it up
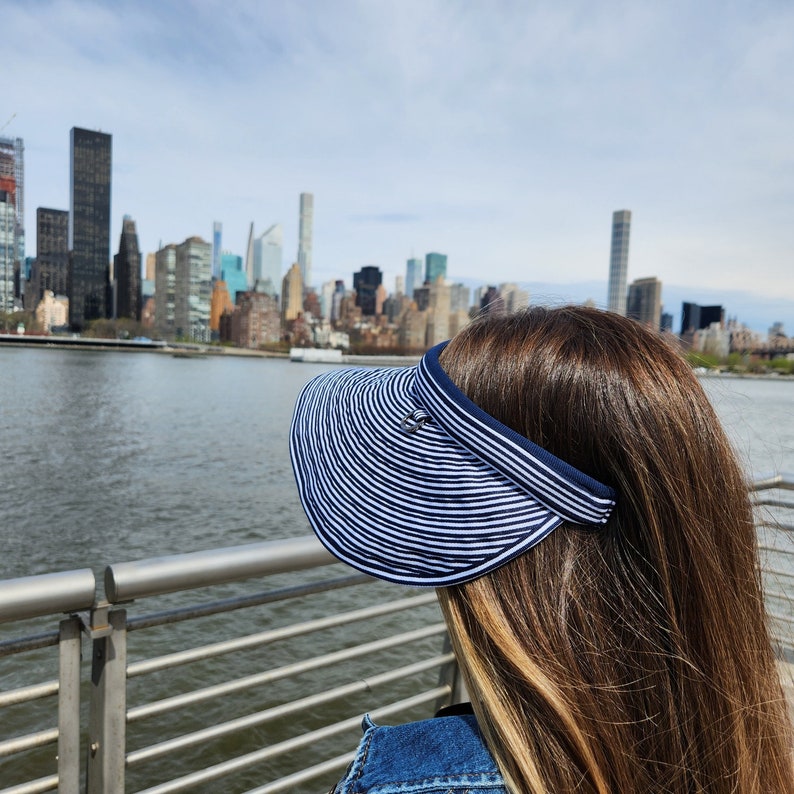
[681,302,724,335]
[0,136,24,311]
[281,262,304,323]
[426,279,452,347]
[607,210,631,316]
[448,283,470,314]
[174,236,212,342]
[253,223,283,295]
[626,276,662,330]
[114,215,142,320]
[405,257,423,298]
[30,208,69,311]
[244,222,255,289]
[212,221,222,280]
[154,244,177,338]
[297,193,313,289]
[69,127,111,330]
[221,252,247,304]
[353,265,383,316]
[0,189,13,313]
[425,252,447,284]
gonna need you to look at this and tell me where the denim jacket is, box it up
[331,708,507,793]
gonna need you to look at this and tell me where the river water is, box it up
[0,347,791,580]
[0,347,792,791]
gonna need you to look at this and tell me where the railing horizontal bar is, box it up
[752,473,794,492]
[757,522,794,532]
[770,612,794,629]
[0,775,59,794]
[131,687,449,794]
[758,548,794,559]
[0,631,60,658]
[128,623,447,721]
[0,680,58,708]
[127,592,437,677]
[126,573,370,632]
[0,569,95,624]
[765,590,794,606]
[127,653,453,765]
[244,751,355,794]
[0,727,58,757]
[106,536,337,602]
[761,571,794,586]
[754,498,794,509]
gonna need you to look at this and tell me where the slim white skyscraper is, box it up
[244,222,255,289]
[253,223,283,295]
[405,257,423,298]
[212,221,222,280]
[297,192,313,290]
[607,210,631,315]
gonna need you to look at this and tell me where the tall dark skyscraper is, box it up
[114,215,142,321]
[29,207,69,310]
[681,302,724,335]
[69,127,111,330]
[353,265,382,316]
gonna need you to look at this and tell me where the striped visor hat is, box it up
[289,341,617,587]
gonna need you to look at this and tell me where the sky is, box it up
[4,0,794,332]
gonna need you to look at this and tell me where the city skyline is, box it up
[3,2,794,332]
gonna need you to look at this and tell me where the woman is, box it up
[290,306,793,793]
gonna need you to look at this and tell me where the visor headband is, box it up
[414,342,617,526]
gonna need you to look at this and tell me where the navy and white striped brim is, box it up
[289,341,617,587]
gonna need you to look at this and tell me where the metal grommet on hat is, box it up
[400,409,430,434]
[289,342,617,587]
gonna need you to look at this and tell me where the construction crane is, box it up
[1,113,17,133]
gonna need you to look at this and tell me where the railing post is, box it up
[57,615,83,794]
[86,605,127,794]
[435,632,467,712]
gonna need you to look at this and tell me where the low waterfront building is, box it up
[234,288,280,349]
[695,321,730,359]
[34,290,68,331]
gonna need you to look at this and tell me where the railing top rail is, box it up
[105,536,338,603]
[752,473,794,492]
[0,568,95,624]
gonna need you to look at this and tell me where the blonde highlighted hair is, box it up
[437,306,793,793]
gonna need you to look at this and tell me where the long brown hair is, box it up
[437,306,793,793]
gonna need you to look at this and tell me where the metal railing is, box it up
[0,476,792,794]
[0,538,460,794]
[753,473,794,671]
